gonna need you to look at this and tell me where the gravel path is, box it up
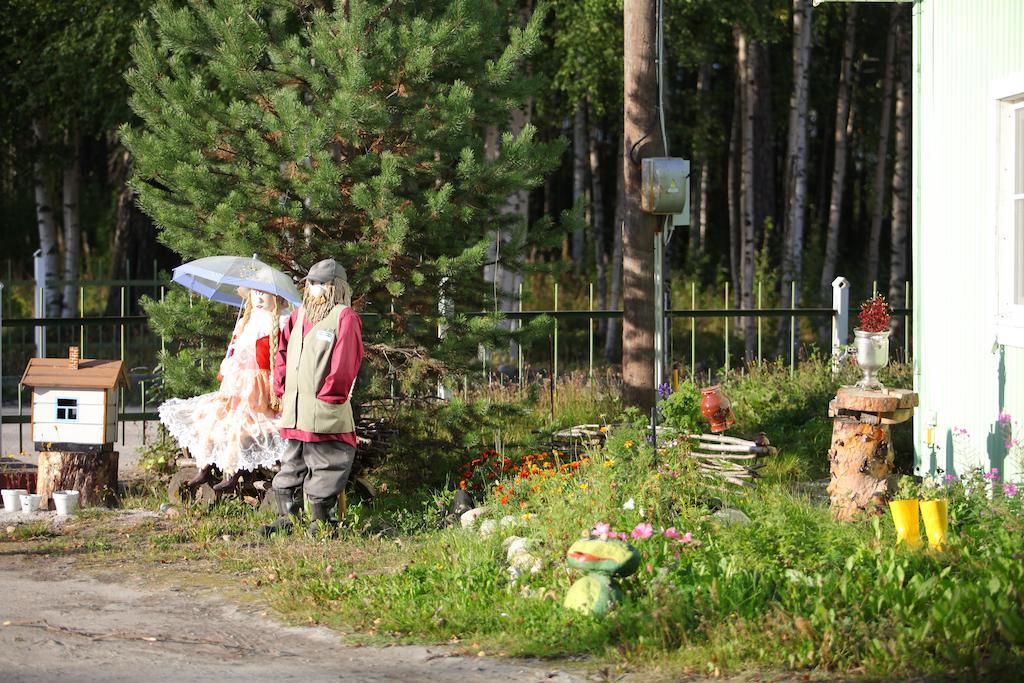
[0,553,583,683]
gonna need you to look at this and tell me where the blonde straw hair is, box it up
[237,287,285,411]
[303,277,351,325]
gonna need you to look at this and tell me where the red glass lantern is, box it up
[700,385,736,433]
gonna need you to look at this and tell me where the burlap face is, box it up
[302,277,352,324]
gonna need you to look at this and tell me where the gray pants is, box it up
[273,440,355,502]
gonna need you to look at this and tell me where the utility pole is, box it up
[622,0,658,411]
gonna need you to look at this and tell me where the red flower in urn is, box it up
[700,385,735,433]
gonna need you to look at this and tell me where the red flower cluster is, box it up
[457,449,591,506]
[858,294,892,333]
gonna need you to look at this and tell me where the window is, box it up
[56,398,78,421]
[996,88,1024,346]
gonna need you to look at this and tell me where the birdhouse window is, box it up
[56,398,79,421]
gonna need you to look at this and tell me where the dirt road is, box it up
[0,553,583,683]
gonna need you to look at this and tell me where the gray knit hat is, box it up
[301,258,347,284]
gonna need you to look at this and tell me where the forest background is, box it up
[0,0,911,372]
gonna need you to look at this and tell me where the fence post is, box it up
[0,281,4,457]
[723,282,729,376]
[588,282,594,382]
[756,281,762,364]
[518,282,524,391]
[905,280,910,358]
[790,281,796,377]
[79,286,85,356]
[33,249,46,358]
[831,276,850,378]
[690,282,696,378]
[553,282,559,388]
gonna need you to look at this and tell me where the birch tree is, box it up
[62,128,81,318]
[572,103,588,275]
[736,26,757,361]
[780,0,814,318]
[820,5,857,308]
[32,118,61,317]
[888,17,911,344]
[867,5,899,289]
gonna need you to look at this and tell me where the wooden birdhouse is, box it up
[20,348,130,453]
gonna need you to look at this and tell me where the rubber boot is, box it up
[888,499,922,549]
[307,497,338,538]
[920,498,949,549]
[212,470,242,492]
[186,465,213,488]
[258,488,302,537]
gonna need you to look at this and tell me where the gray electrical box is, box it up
[641,157,689,215]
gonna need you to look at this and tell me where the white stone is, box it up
[460,506,488,528]
[478,519,498,536]
[499,515,518,527]
[712,508,752,526]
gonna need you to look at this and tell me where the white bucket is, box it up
[20,494,42,513]
[53,490,80,516]
[2,488,29,511]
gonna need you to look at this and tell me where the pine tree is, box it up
[123,0,563,398]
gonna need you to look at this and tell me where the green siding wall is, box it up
[915,0,1024,480]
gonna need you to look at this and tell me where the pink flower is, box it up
[630,522,654,540]
[662,527,681,540]
[591,522,610,538]
[1006,438,1021,450]
[610,531,629,541]
[984,468,1000,481]
[943,474,957,483]
[953,426,969,437]
[1004,483,1018,497]
[679,531,693,544]
[998,411,1013,426]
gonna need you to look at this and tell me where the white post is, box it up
[831,276,850,377]
[33,249,46,358]
[654,231,664,392]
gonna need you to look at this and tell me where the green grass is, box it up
[6,359,1020,678]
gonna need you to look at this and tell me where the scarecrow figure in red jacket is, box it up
[261,258,364,536]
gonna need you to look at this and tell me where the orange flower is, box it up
[519,501,528,509]
[500,495,510,505]
[459,480,467,490]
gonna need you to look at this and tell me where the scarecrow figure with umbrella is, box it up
[261,257,365,537]
[158,256,301,491]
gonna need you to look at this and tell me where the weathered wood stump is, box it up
[827,387,917,521]
[36,450,118,508]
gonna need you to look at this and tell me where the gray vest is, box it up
[279,305,355,434]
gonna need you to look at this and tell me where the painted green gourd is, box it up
[563,538,640,616]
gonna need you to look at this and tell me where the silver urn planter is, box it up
[854,329,890,389]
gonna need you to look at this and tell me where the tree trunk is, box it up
[589,109,607,343]
[36,450,119,509]
[736,27,757,363]
[572,102,587,276]
[867,5,899,290]
[106,145,159,314]
[622,0,658,410]
[62,128,82,318]
[605,130,625,363]
[688,64,711,263]
[727,75,741,295]
[888,18,911,347]
[827,418,893,521]
[32,118,62,318]
[780,0,814,316]
[819,6,857,341]
[753,40,776,254]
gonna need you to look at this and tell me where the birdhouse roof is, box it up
[20,358,131,391]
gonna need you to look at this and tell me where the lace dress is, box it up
[159,309,288,474]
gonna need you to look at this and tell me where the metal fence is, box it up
[1,275,911,427]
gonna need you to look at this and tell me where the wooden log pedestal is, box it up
[36,450,119,509]
[827,387,918,521]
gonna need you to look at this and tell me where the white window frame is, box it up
[56,397,79,422]
[993,75,1024,347]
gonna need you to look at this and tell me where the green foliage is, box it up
[124,0,566,397]
[894,474,920,501]
[137,435,180,476]
[658,380,702,433]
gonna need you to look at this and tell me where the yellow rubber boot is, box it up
[920,499,949,549]
[889,499,922,548]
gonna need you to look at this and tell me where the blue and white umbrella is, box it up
[171,255,302,307]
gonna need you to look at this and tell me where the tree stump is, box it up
[36,450,118,508]
[826,386,917,521]
[827,418,894,520]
